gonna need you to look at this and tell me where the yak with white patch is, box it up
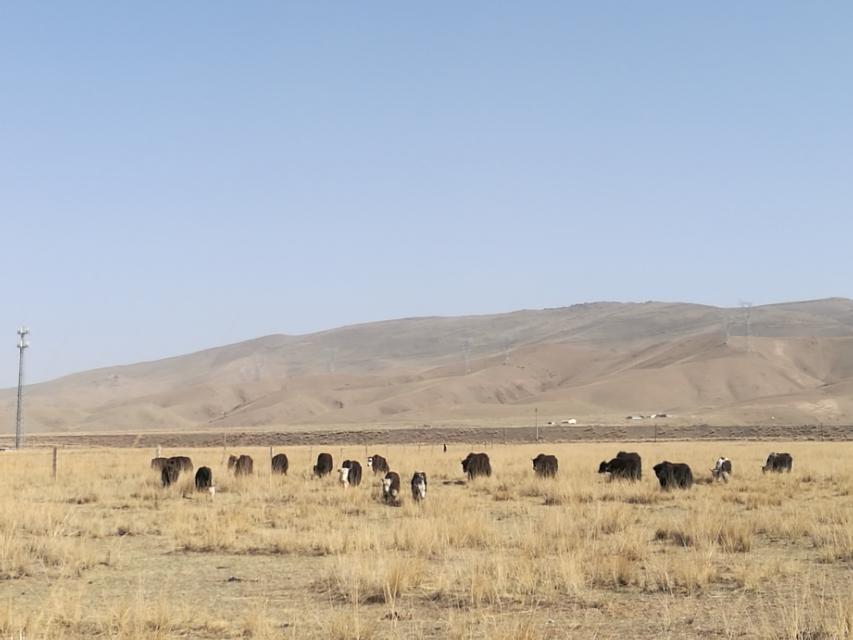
[340,460,362,487]
[711,457,733,482]
[367,454,389,475]
[382,471,401,504]
[411,472,427,502]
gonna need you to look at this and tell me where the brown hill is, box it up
[3,298,853,433]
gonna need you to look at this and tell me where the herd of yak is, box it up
[149,449,794,502]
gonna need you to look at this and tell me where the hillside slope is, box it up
[3,299,853,432]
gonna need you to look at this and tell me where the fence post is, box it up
[52,447,58,480]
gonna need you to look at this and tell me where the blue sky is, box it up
[1,2,851,385]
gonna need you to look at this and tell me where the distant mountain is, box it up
[4,298,853,433]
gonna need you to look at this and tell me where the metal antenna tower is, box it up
[503,339,511,366]
[327,347,338,374]
[15,327,30,450]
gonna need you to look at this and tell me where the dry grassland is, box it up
[0,441,850,639]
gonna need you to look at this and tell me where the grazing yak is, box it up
[382,471,401,504]
[762,452,793,473]
[411,472,427,502]
[314,453,334,477]
[598,451,642,481]
[367,454,389,475]
[227,455,238,471]
[234,455,254,476]
[161,460,180,487]
[168,456,193,473]
[532,454,558,478]
[462,452,491,480]
[195,466,213,490]
[653,461,693,490]
[271,453,289,475]
[150,457,168,471]
[339,460,363,487]
[711,457,733,482]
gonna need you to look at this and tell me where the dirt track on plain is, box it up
[6,422,852,449]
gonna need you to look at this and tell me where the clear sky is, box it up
[2,2,851,386]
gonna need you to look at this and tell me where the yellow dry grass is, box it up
[0,441,850,639]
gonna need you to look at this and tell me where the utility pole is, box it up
[15,327,30,450]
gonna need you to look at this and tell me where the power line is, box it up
[15,327,30,450]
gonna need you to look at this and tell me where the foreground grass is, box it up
[0,441,850,639]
